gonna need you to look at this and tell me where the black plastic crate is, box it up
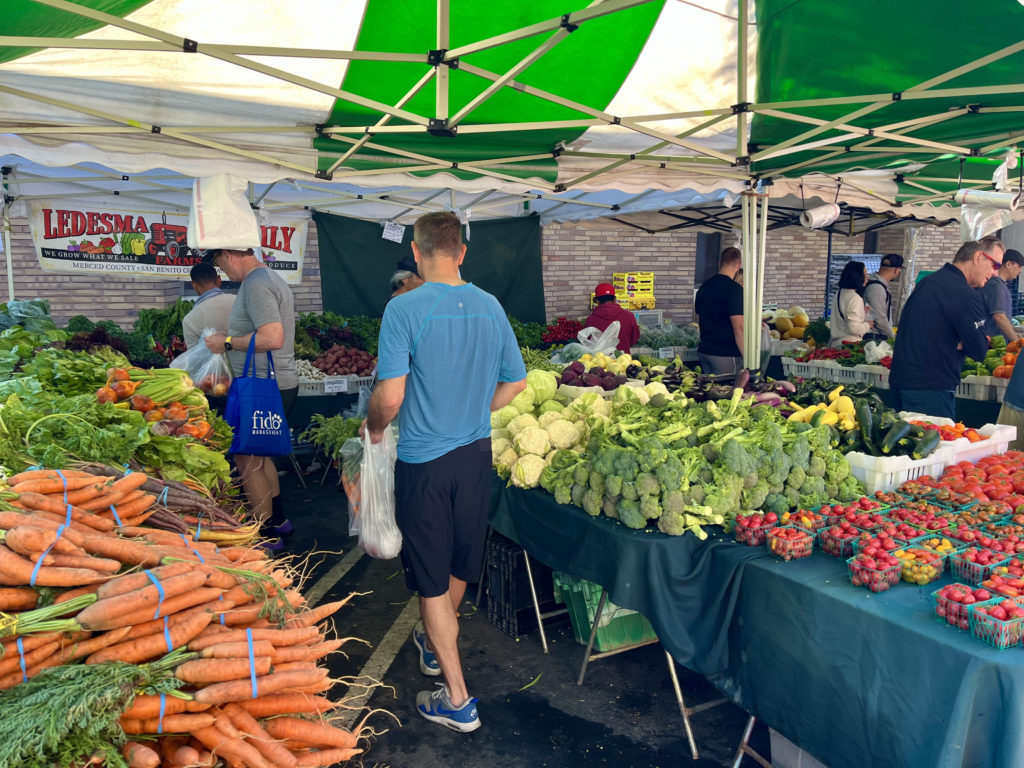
[483,532,563,639]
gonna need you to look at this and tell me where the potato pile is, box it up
[312,344,376,376]
[764,306,810,340]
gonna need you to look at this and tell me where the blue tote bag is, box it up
[225,336,292,456]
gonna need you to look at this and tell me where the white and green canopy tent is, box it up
[2,0,1024,364]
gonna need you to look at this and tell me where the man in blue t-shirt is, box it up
[364,211,527,733]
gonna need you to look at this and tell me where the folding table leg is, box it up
[576,588,609,684]
[288,453,307,489]
[474,526,493,608]
[731,715,773,768]
[520,551,550,655]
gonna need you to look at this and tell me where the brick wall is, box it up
[0,215,324,328]
[541,223,698,323]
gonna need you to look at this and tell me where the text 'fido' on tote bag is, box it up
[225,336,291,456]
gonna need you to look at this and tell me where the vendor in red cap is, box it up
[582,283,640,353]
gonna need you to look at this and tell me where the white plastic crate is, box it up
[853,363,889,390]
[782,358,815,379]
[829,365,861,385]
[946,423,1017,465]
[845,443,955,493]
[990,377,1009,401]
[297,378,325,397]
[956,375,994,401]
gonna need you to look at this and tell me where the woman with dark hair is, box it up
[829,260,872,347]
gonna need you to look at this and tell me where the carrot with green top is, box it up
[120,712,216,735]
[0,545,108,587]
[75,570,209,630]
[193,667,328,706]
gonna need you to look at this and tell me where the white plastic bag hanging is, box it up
[864,340,893,363]
[187,174,261,250]
[358,427,402,559]
[577,321,621,356]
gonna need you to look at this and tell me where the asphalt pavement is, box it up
[276,464,774,768]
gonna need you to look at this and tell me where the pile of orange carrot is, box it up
[0,466,383,767]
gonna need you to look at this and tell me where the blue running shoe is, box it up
[416,685,480,732]
[412,622,441,677]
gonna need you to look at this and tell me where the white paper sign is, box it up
[382,220,405,244]
[323,377,350,394]
[658,347,674,360]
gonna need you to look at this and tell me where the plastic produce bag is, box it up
[577,321,621,356]
[339,437,364,536]
[170,327,232,395]
[358,427,402,559]
[864,340,893,363]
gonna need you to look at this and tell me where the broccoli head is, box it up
[703,466,744,522]
[720,438,758,478]
[554,484,572,506]
[571,483,587,508]
[807,425,832,457]
[786,466,807,491]
[654,453,684,493]
[798,476,828,509]
[621,480,640,502]
[807,455,826,478]
[616,498,647,529]
[766,452,792,488]
[603,494,620,519]
[589,470,606,494]
[835,473,864,502]
[582,488,603,517]
[784,431,810,471]
[684,485,707,505]
[763,492,790,515]
[636,472,660,497]
[605,474,623,497]
[741,479,770,511]
[613,449,639,481]
[573,462,592,487]
[640,494,662,520]
[824,451,851,484]
[636,435,669,473]
[539,465,558,493]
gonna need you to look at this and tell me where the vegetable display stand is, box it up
[969,598,1024,649]
[553,572,658,653]
[945,423,1017,465]
[956,375,994,402]
[847,556,901,593]
[766,526,815,561]
[845,444,955,493]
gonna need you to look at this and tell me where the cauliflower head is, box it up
[513,425,551,456]
[546,419,580,450]
[507,413,539,436]
[511,454,547,488]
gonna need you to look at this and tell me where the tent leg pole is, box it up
[2,200,13,302]
[756,192,769,367]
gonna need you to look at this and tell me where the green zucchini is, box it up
[881,420,912,454]
[826,424,841,447]
[810,409,825,428]
[912,429,943,460]
[855,399,873,447]
[906,423,925,438]
[842,429,863,451]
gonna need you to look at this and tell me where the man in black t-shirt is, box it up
[696,247,744,375]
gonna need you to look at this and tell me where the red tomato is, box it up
[1012,480,1024,494]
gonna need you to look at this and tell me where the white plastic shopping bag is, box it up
[864,340,894,364]
[577,321,621,356]
[357,428,402,559]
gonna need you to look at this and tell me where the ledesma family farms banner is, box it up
[28,203,307,284]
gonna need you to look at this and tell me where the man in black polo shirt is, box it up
[890,238,1002,419]
[696,247,744,375]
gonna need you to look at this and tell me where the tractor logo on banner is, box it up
[28,203,306,284]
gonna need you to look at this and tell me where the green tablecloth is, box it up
[491,478,1024,768]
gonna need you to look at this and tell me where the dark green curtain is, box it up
[314,212,545,321]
